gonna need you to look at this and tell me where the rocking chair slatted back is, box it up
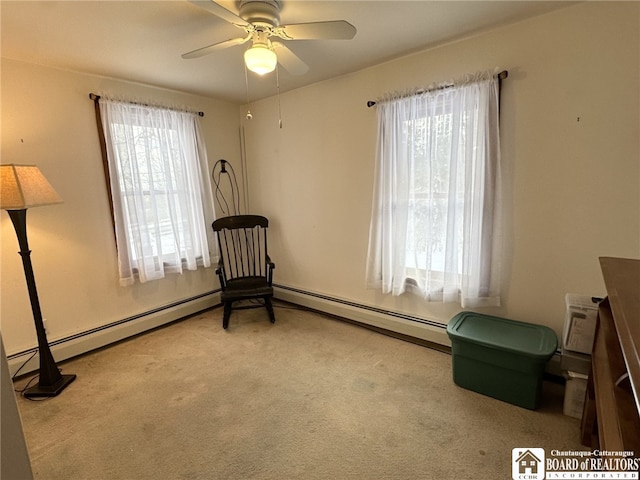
[214,215,269,279]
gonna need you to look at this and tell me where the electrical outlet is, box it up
[43,318,48,334]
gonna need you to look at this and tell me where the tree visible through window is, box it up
[405,109,461,275]
[366,70,502,307]
[98,99,216,286]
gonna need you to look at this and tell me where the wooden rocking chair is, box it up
[212,215,275,329]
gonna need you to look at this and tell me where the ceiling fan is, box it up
[182,0,357,76]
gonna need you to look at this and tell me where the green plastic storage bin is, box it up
[447,312,558,409]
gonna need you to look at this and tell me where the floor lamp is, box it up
[1,164,76,398]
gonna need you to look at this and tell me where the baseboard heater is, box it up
[7,290,221,377]
[8,284,563,379]
[273,286,567,377]
[273,284,451,351]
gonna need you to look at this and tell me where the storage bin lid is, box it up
[447,312,557,359]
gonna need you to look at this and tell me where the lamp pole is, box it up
[8,209,76,397]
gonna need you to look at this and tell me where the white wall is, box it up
[241,1,640,340]
[1,60,243,364]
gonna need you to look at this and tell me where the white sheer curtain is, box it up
[366,70,502,307]
[100,99,216,286]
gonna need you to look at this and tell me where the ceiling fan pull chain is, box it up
[244,63,252,121]
[276,65,282,129]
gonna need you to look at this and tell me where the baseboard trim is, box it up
[8,290,221,377]
[273,284,451,348]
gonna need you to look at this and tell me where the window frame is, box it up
[92,97,215,285]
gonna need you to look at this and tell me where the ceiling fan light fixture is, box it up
[244,44,277,75]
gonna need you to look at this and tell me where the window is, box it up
[98,99,216,286]
[366,70,502,307]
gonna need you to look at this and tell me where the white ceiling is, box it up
[1,1,576,104]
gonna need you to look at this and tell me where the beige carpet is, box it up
[15,302,585,479]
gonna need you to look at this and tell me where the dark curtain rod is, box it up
[89,93,204,117]
[366,70,508,108]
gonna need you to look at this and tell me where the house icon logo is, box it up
[512,448,545,480]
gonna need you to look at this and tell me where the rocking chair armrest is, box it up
[266,255,275,285]
[215,258,227,291]
[215,257,225,275]
[266,255,275,270]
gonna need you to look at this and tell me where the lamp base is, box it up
[23,374,76,398]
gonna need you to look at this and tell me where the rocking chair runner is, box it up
[212,215,275,329]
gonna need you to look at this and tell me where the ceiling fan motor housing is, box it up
[238,1,282,27]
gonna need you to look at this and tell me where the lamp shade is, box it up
[244,44,277,75]
[1,164,62,210]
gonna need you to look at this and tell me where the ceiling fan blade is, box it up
[188,0,250,28]
[274,20,357,41]
[272,42,309,75]
[182,36,250,59]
